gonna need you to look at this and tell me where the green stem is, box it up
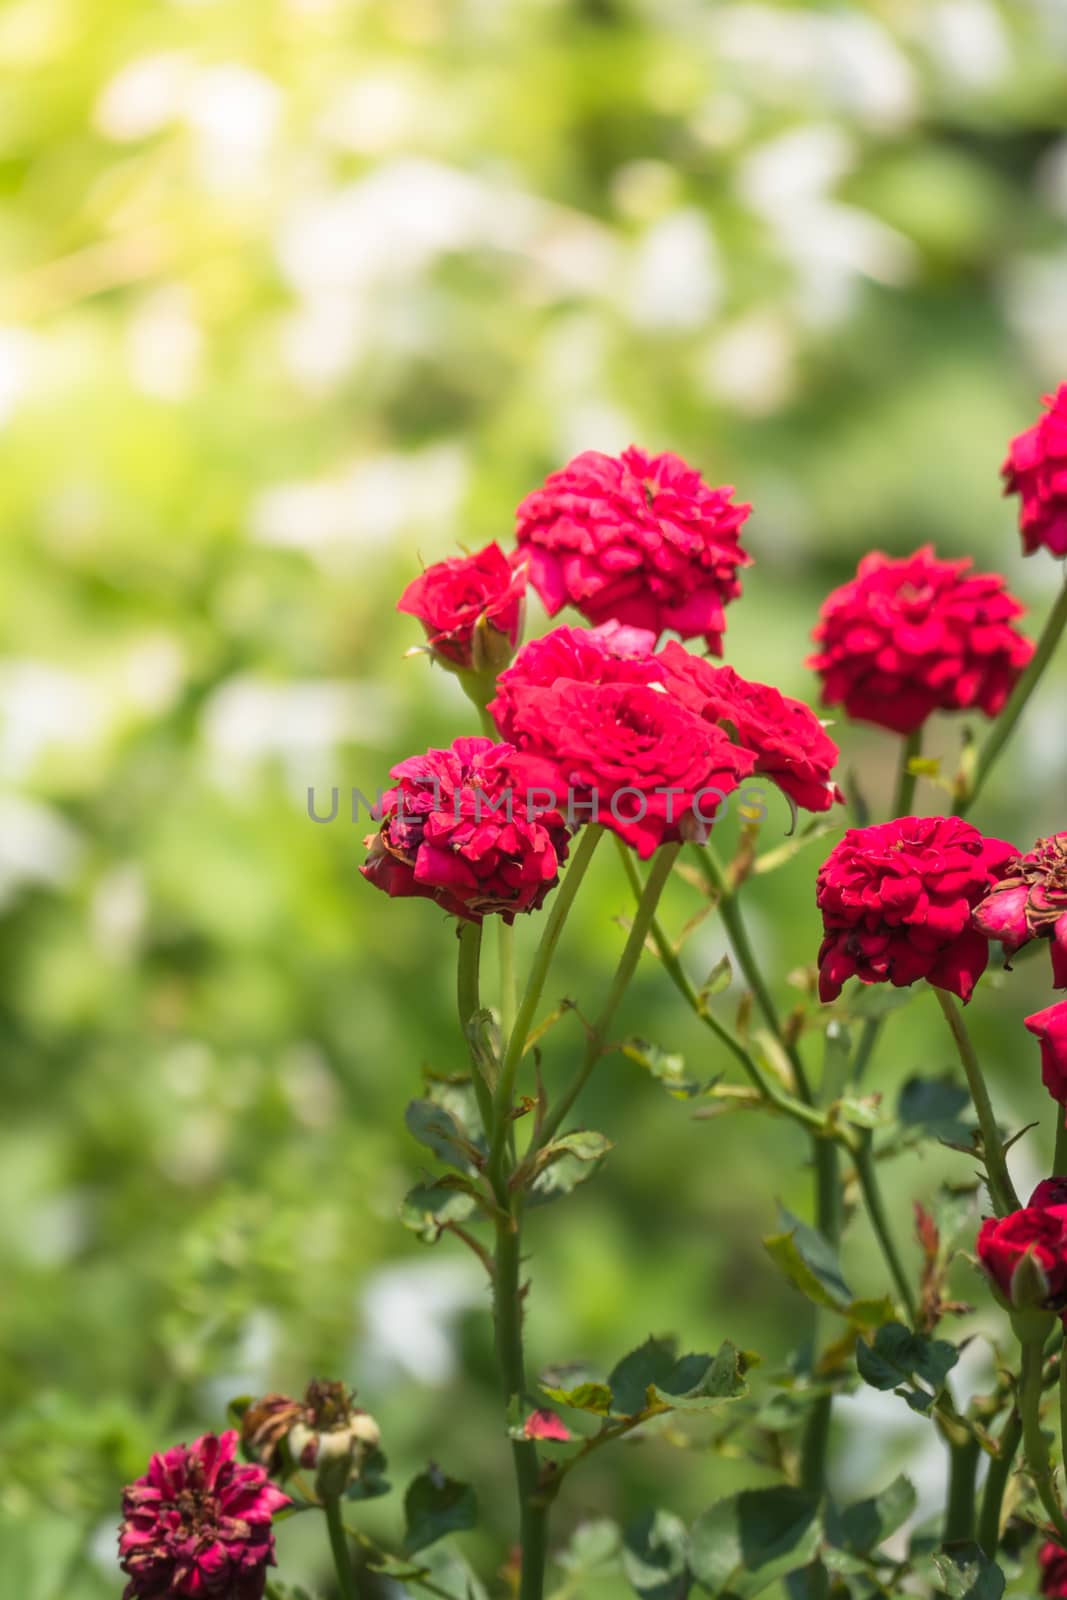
[854,1136,918,1321]
[801,1139,842,1498]
[535,843,680,1151]
[1055,1110,1067,1179]
[498,921,517,1044]
[944,1432,981,1543]
[457,922,494,1135]
[323,1494,358,1600]
[613,840,825,1135]
[487,825,603,1189]
[693,843,859,1516]
[851,1017,883,1085]
[978,1408,1022,1557]
[1019,1337,1067,1544]
[932,986,1020,1216]
[956,573,1067,817]
[694,845,815,1102]
[494,1208,548,1600]
[891,727,922,819]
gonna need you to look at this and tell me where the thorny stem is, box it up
[1019,1337,1067,1546]
[978,1408,1022,1558]
[943,1431,981,1544]
[457,888,548,1600]
[932,986,1020,1216]
[494,1205,548,1600]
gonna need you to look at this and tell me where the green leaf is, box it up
[828,1474,916,1556]
[400,1181,479,1243]
[699,954,733,1002]
[856,1322,958,1413]
[405,1545,490,1600]
[622,1509,690,1600]
[402,1468,478,1555]
[763,1208,852,1312]
[846,1296,898,1331]
[540,1378,614,1415]
[689,1487,823,1597]
[652,1340,751,1412]
[345,1445,391,1501]
[608,1336,681,1415]
[556,1519,623,1577]
[624,1040,706,1099]
[932,1543,1005,1600]
[840,985,917,1020]
[897,1076,972,1143]
[404,1100,481,1173]
[527,1131,612,1205]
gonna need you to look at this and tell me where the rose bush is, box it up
[124,406,1067,1600]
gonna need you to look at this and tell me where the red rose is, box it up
[360,736,569,923]
[973,833,1067,988]
[1003,384,1067,558]
[397,542,526,671]
[119,1430,289,1600]
[502,678,756,858]
[515,446,752,654]
[976,1205,1067,1312]
[490,624,660,743]
[1026,1001,1067,1105]
[1030,1178,1067,1210]
[808,546,1034,736]
[816,816,1018,1004]
[1040,1543,1067,1598]
[657,640,844,814]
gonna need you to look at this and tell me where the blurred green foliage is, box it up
[1,0,1067,1593]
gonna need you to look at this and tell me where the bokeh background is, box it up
[3,0,1067,1593]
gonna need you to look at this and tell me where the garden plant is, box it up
[117,392,1067,1600]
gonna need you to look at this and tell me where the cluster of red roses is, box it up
[117,389,1067,1600]
[361,402,1066,921]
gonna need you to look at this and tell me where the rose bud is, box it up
[1026,1001,1067,1106]
[976,1206,1067,1333]
[291,1381,381,1497]
[1040,1541,1067,1599]
[397,542,526,675]
[1002,384,1067,558]
[1030,1178,1067,1210]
